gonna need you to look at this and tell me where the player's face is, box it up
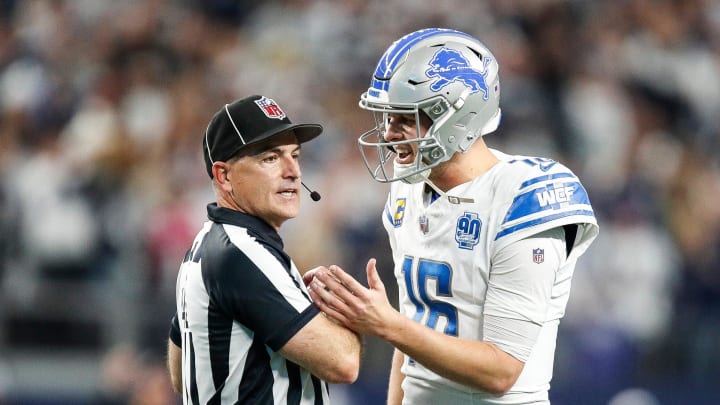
[383,112,432,165]
[226,131,302,229]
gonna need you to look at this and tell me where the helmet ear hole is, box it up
[424,102,445,121]
[429,148,443,159]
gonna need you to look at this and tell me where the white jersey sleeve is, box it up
[490,150,599,260]
[483,226,567,362]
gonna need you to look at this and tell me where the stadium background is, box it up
[0,1,719,404]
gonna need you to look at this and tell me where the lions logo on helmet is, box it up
[426,48,492,100]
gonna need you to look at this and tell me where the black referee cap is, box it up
[203,95,323,178]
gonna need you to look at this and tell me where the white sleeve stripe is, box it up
[495,210,595,240]
[222,224,311,312]
[518,172,576,189]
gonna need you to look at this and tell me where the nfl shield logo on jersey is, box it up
[419,215,429,234]
[254,96,286,120]
[533,248,545,264]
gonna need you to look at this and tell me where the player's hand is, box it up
[302,266,327,287]
[309,258,400,337]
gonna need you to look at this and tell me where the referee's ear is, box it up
[212,162,230,182]
[212,162,234,193]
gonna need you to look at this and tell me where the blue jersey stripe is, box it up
[503,181,591,223]
[384,203,394,225]
[519,172,575,189]
[495,209,596,240]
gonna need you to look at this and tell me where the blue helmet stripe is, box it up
[376,29,445,79]
[370,28,475,93]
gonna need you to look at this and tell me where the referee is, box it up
[167,95,361,404]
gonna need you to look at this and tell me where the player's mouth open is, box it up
[396,149,414,164]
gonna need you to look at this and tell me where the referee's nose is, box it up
[281,146,302,182]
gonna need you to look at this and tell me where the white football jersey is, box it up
[383,150,599,403]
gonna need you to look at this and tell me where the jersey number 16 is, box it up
[402,256,459,336]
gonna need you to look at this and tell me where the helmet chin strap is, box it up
[393,160,475,204]
[394,159,431,184]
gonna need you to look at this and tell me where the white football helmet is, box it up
[358,28,501,183]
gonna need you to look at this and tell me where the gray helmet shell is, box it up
[358,28,501,183]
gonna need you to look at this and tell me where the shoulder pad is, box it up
[495,157,595,241]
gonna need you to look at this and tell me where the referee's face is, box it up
[225,131,303,229]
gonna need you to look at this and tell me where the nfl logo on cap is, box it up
[254,96,286,120]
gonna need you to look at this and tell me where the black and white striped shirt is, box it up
[170,203,328,404]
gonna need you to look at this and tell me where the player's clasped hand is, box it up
[302,266,327,287]
[303,265,345,293]
[308,258,400,337]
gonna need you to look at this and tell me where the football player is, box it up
[307,28,599,404]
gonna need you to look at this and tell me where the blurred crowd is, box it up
[0,0,719,404]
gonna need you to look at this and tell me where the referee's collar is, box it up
[206,203,284,249]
